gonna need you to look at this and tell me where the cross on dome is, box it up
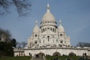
[36,20,38,25]
[47,3,50,12]
[59,20,62,25]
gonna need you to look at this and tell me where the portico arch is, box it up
[36,52,45,57]
[38,52,45,55]
[68,52,76,56]
[53,52,61,56]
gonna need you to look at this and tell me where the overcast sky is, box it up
[0,0,90,46]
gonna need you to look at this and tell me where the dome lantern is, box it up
[40,4,57,27]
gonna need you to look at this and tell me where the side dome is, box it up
[33,21,39,33]
[58,20,65,32]
[42,4,55,22]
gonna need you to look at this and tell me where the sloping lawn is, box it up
[0,56,31,60]
[46,56,80,60]
[0,56,80,60]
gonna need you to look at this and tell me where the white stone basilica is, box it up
[27,4,70,49]
[14,4,90,57]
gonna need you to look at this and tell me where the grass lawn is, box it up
[0,56,80,60]
[46,56,80,60]
[0,56,32,60]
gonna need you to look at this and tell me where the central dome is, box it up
[42,11,55,21]
[40,4,57,28]
[42,4,55,22]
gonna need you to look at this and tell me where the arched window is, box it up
[51,28,52,31]
[35,34,37,37]
[60,41,63,43]
[60,34,62,36]
[35,41,37,44]
[53,28,54,32]
[47,36,50,41]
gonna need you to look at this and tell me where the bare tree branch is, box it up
[0,0,31,16]
[76,42,90,47]
[21,41,27,48]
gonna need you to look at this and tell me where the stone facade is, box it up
[24,48,90,56]
[27,4,70,49]
[14,4,90,56]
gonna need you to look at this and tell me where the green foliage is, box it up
[11,39,16,48]
[0,28,17,57]
[1,56,89,60]
[0,42,14,57]
[0,28,11,42]
[46,56,80,60]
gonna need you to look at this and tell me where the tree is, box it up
[0,28,16,57]
[11,38,16,48]
[0,0,31,16]
[0,42,14,57]
[0,28,11,42]
[21,41,27,48]
[76,42,90,47]
[16,42,21,48]
[4,42,14,56]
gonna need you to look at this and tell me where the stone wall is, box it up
[24,47,89,56]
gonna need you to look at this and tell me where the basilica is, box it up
[14,4,90,56]
[27,4,70,49]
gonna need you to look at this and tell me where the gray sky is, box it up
[0,0,90,46]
